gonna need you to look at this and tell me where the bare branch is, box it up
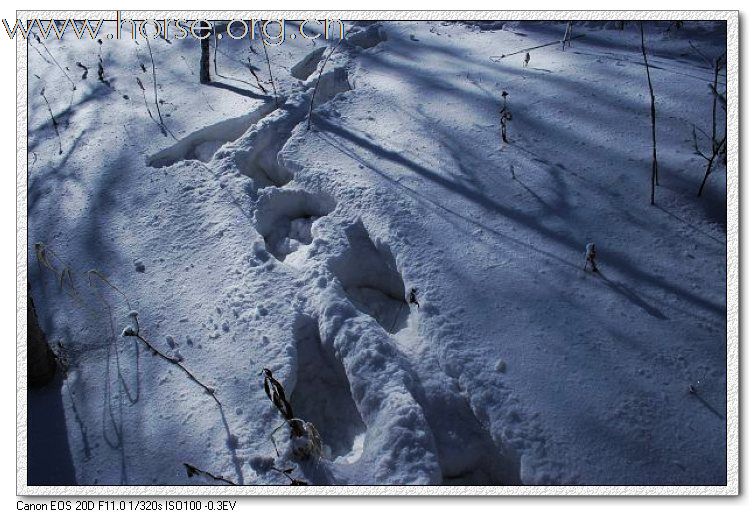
[183,463,237,485]
[490,33,586,61]
[688,41,714,68]
[123,313,221,408]
[640,22,660,204]
[261,41,278,108]
[307,39,346,130]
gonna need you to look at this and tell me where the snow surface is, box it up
[27,20,727,486]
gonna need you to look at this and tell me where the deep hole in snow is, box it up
[347,24,388,49]
[291,47,326,81]
[253,189,336,264]
[236,122,296,189]
[330,221,409,334]
[290,316,366,461]
[146,101,276,168]
[434,402,523,486]
[231,67,350,190]
[310,66,351,106]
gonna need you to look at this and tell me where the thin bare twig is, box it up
[143,36,167,132]
[306,39,346,130]
[183,463,237,485]
[87,270,140,405]
[124,321,221,408]
[39,88,63,155]
[490,33,586,61]
[135,77,163,135]
[271,466,308,485]
[562,21,573,51]
[32,33,76,90]
[247,56,268,94]
[261,41,278,108]
[695,52,726,197]
[640,22,659,205]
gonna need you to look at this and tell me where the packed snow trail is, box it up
[27,21,726,486]
[202,69,445,484]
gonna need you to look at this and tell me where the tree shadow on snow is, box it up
[594,270,667,320]
[28,373,77,485]
[208,81,268,100]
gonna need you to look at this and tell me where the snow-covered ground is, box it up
[27,20,727,486]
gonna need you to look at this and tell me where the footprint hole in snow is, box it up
[290,316,366,462]
[146,101,277,168]
[291,46,326,81]
[330,220,409,334]
[347,25,388,49]
[253,189,336,264]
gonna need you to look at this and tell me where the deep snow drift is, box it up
[27,20,727,486]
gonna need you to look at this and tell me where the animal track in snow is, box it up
[324,221,521,484]
[310,66,351,106]
[253,189,336,265]
[291,47,326,81]
[290,316,366,462]
[330,221,409,334]
[147,101,276,168]
[347,24,388,49]
[230,66,351,191]
[430,389,522,485]
[149,65,351,194]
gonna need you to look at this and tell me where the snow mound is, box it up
[315,293,441,484]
